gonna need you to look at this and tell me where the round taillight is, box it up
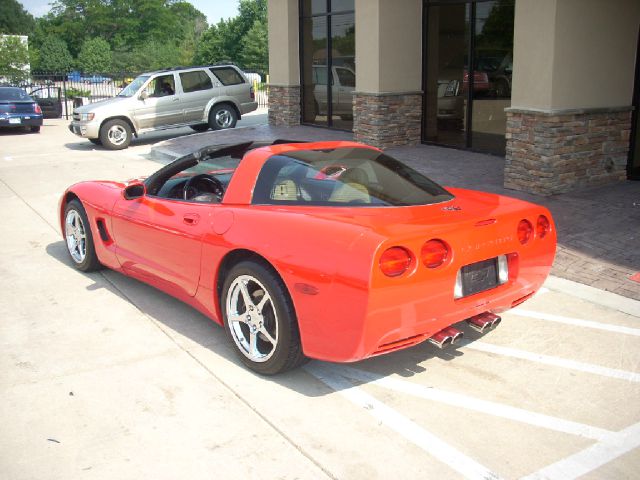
[536,215,550,239]
[379,247,413,277]
[518,219,533,244]
[421,239,450,268]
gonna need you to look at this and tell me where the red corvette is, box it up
[60,140,556,374]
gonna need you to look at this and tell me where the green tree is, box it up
[240,19,267,75]
[194,0,267,69]
[77,37,111,72]
[34,36,73,72]
[0,35,30,82]
[0,0,36,35]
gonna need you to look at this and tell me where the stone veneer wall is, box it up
[353,92,422,149]
[267,85,301,126]
[504,107,632,195]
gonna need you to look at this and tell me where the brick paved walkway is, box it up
[153,125,640,300]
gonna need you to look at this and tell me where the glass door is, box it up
[300,0,355,130]
[423,0,515,155]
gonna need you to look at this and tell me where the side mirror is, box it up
[139,90,148,101]
[123,181,146,200]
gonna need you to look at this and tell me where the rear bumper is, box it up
[0,115,43,127]
[240,101,258,115]
[300,239,555,363]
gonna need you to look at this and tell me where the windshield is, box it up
[118,75,150,97]
[0,87,33,102]
[253,147,454,207]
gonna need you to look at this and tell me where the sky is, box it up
[19,0,241,25]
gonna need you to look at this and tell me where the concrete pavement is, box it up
[1,120,639,479]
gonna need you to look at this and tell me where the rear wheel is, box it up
[63,199,102,272]
[209,104,238,130]
[190,124,209,132]
[89,138,102,145]
[221,260,306,375]
[99,119,131,150]
[30,126,41,133]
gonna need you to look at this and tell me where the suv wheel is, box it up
[209,104,238,130]
[100,119,132,150]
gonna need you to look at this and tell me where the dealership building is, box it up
[266,0,640,195]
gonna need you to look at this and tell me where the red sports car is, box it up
[60,140,556,374]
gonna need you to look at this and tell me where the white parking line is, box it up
[511,309,640,336]
[461,340,640,383]
[335,366,612,440]
[306,363,503,480]
[522,421,640,480]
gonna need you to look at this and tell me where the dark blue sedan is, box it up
[0,87,44,133]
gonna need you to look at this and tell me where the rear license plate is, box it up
[9,118,20,124]
[461,258,499,297]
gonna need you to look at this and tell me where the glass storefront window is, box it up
[423,0,515,155]
[300,1,355,130]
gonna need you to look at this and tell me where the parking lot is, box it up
[1,120,639,479]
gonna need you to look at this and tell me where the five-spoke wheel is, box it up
[63,199,102,272]
[222,261,306,374]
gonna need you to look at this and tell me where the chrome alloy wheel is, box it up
[226,275,278,363]
[107,124,128,145]
[65,209,87,264]
[214,108,233,128]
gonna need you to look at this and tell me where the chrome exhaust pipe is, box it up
[466,312,501,333]
[428,326,463,349]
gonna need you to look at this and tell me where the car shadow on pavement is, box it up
[46,239,478,396]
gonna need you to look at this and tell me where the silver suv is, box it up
[69,65,258,150]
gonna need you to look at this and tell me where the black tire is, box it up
[496,79,510,98]
[89,138,102,145]
[63,199,102,272]
[190,124,210,132]
[208,104,238,130]
[221,260,306,375]
[99,118,132,150]
[30,125,41,133]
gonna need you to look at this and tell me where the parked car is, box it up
[0,86,43,132]
[68,65,258,149]
[312,65,355,119]
[27,85,63,119]
[59,140,556,375]
[67,71,112,84]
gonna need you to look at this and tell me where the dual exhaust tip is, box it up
[428,312,501,349]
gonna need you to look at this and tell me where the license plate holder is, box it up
[461,258,499,297]
[9,118,21,124]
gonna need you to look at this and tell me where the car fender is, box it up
[203,96,242,122]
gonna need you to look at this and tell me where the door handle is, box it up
[183,213,200,225]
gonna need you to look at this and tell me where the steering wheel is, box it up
[183,173,224,202]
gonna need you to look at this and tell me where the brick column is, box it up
[353,92,422,149]
[267,85,301,126]
[504,107,632,195]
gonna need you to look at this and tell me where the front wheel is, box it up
[99,119,132,150]
[209,104,238,130]
[63,199,102,272]
[89,138,102,145]
[221,261,306,375]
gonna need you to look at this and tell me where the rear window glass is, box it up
[0,88,32,101]
[253,147,453,207]
[209,67,245,86]
[180,70,213,93]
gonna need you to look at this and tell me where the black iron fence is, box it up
[2,71,268,120]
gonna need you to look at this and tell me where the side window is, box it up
[179,70,213,93]
[145,74,175,97]
[209,67,245,86]
[336,68,355,87]
[313,67,328,85]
